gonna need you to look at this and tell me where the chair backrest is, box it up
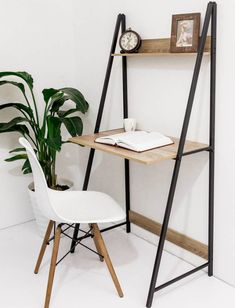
[19,137,60,221]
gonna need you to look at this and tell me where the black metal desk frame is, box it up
[71,2,216,307]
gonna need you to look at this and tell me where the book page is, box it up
[95,132,125,145]
[95,131,173,152]
[117,131,173,152]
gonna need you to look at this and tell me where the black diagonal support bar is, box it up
[146,2,216,307]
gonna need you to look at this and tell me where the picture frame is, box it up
[170,13,201,53]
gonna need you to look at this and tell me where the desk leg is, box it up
[208,149,214,276]
[71,148,96,252]
[121,15,130,234]
[208,2,216,277]
[70,224,80,253]
[125,159,131,233]
[146,158,181,308]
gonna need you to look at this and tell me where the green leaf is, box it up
[14,125,30,136]
[59,88,89,114]
[61,116,83,137]
[57,108,78,118]
[0,103,33,117]
[47,116,62,137]
[9,147,26,153]
[42,88,59,104]
[45,137,61,151]
[42,87,65,112]
[22,158,32,174]
[85,100,89,111]
[23,168,31,174]
[50,94,66,112]
[46,116,62,151]
[0,124,29,136]
[44,87,89,115]
[43,88,66,113]
[5,154,27,162]
[0,71,34,89]
[0,117,30,132]
[0,80,25,95]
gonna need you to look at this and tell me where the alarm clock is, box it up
[119,28,141,53]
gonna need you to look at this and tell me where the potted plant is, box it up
[0,71,89,234]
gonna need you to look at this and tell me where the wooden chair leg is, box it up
[44,225,62,308]
[92,223,124,297]
[89,223,104,262]
[34,220,54,274]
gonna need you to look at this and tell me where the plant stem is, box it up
[23,93,31,109]
[30,89,40,127]
[51,159,56,187]
[26,134,37,148]
[23,92,40,148]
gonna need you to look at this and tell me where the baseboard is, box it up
[129,210,208,260]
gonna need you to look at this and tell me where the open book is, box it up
[95,131,174,152]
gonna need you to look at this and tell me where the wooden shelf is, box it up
[113,52,211,57]
[70,129,208,165]
[112,37,211,57]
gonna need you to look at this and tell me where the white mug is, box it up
[124,118,136,132]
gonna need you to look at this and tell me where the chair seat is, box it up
[48,189,126,224]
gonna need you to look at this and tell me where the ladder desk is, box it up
[70,2,216,307]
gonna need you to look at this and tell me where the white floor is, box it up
[0,221,234,308]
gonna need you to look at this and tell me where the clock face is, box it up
[120,31,139,51]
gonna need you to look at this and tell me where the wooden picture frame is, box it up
[170,13,201,53]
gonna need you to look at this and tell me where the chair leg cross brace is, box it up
[34,221,123,308]
[56,226,104,266]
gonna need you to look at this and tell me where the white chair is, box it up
[19,137,125,308]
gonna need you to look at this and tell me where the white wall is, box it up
[0,0,234,287]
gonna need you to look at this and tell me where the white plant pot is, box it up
[28,179,73,237]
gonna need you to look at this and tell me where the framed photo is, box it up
[170,13,201,53]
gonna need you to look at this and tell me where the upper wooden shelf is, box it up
[70,129,208,165]
[112,37,211,57]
